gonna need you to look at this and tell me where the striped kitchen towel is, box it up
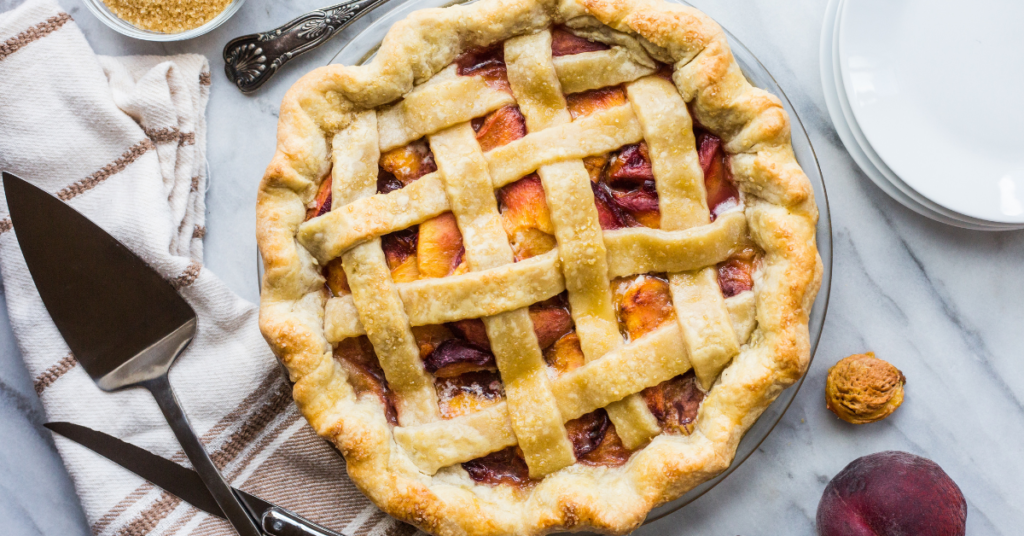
[0,1,416,535]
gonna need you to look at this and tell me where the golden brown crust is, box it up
[256,0,822,534]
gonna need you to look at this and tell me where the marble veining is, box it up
[1,0,1022,534]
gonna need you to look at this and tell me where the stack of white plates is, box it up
[821,0,1024,230]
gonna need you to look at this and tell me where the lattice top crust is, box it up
[256,1,821,535]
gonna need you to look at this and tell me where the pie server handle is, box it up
[223,0,388,93]
[145,377,264,536]
[262,507,343,536]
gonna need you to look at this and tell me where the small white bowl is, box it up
[81,0,246,41]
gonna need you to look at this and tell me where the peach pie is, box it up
[257,0,821,534]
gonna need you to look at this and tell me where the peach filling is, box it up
[425,339,496,379]
[564,88,747,232]
[612,274,676,342]
[437,371,505,419]
[380,138,437,189]
[611,274,706,433]
[305,173,333,221]
[421,295,572,416]
[418,213,466,279]
[550,26,609,57]
[462,447,533,487]
[322,257,349,295]
[333,337,399,426]
[468,102,558,264]
[642,371,704,434]
[381,226,420,283]
[566,409,634,466]
[455,45,511,93]
[312,136,447,296]
[567,86,627,119]
[428,297,572,364]
[498,174,556,261]
[448,318,490,349]
[717,245,760,298]
[474,105,527,152]
[696,129,741,220]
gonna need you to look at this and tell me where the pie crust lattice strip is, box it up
[257,0,822,534]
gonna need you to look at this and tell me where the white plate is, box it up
[831,0,1013,229]
[821,0,1004,230]
[837,0,1024,224]
[825,0,1021,230]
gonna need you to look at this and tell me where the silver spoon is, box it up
[223,0,387,93]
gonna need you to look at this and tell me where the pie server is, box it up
[2,172,263,536]
[45,422,344,536]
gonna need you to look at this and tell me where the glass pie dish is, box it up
[257,0,832,524]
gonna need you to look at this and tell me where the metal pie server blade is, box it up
[2,172,261,536]
[45,422,346,536]
[2,172,196,388]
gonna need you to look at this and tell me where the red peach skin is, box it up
[817,451,967,536]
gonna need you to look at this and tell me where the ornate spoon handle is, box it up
[223,0,387,93]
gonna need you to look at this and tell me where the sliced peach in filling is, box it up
[334,336,399,425]
[423,328,504,423]
[448,318,491,350]
[456,45,511,93]
[424,338,497,379]
[586,141,662,230]
[544,332,586,375]
[565,409,633,467]
[566,86,627,120]
[498,174,557,261]
[550,26,610,57]
[696,130,740,219]
[528,294,573,350]
[612,274,676,341]
[591,179,639,230]
[717,245,760,298]
[305,174,333,221]
[606,143,654,187]
[473,105,526,152]
[376,168,404,194]
[642,371,704,435]
[412,324,455,360]
[611,186,660,228]
[603,143,660,228]
[418,212,465,279]
[437,370,504,420]
[462,446,532,487]
[565,409,608,457]
[583,154,609,183]
[381,227,420,283]
[379,138,437,187]
[322,257,350,296]
[578,424,633,467]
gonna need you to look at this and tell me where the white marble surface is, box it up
[1,0,1023,534]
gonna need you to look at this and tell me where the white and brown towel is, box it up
[0,2,415,535]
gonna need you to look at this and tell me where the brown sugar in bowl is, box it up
[82,0,245,41]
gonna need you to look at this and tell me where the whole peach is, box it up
[817,451,966,536]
